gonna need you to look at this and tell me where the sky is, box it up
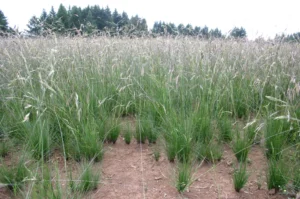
[1,0,299,39]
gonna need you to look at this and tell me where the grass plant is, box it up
[267,158,288,193]
[233,163,249,192]
[176,162,192,193]
[265,118,288,160]
[0,37,299,197]
[70,163,99,193]
[124,126,132,144]
[232,132,250,162]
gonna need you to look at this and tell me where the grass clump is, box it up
[217,115,232,142]
[164,118,193,163]
[176,163,192,193]
[70,163,99,193]
[176,134,192,163]
[30,165,63,199]
[293,167,300,192]
[265,118,288,160]
[27,120,52,160]
[124,126,132,144]
[232,133,250,162]
[0,160,29,192]
[79,133,103,162]
[245,123,257,144]
[106,122,120,144]
[197,142,223,163]
[135,118,148,144]
[73,121,103,162]
[267,159,288,193]
[192,105,213,144]
[0,140,9,157]
[165,133,178,162]
[153,150,160,162]
[233,164,249,192]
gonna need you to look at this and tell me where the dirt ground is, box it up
[0,118,290,199]
[87,137,287,199]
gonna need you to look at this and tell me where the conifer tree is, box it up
[0,10,8,32]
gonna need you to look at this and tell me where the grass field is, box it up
[0,37,299,198]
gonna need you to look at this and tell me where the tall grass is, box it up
[0,37,299,196]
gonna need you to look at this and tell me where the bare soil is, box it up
[0,117,290,199]
[87,138,286,199]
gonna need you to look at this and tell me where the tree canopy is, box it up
[0,10,8,32]
[26,4,148,37]
[230,27,247,38]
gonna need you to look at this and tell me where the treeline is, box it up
[0,10,18,36]
[1,5,300,41]
[26,4,147,36]
[0,5,248,39]
[152,22,224,38]
[275,32,300,43]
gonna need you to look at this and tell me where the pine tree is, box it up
[178,24,184,35]
[230,27,247,38]
[194,26,201,35]
[200,26,209,38]
[0,10,8,32]
[210,28,222,38]
[86,10,94,24]
[56,4,69,29]
[27,16,42,35]
[103,6,113,28]
[112,9,122,25]
[69,6,81,29]
[40,9,48,22]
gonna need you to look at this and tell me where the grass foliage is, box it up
[176,163,192,193]
[0,37,299,196]
[267,159,288,193]
[232,132,250,162]
[233,164,249,192]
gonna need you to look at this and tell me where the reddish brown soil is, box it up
[0,140,290,199]
[87,138,287,199]
[0,117,290,198]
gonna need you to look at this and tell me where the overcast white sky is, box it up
[1,0,299,39]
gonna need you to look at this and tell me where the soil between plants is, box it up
[87,139,286,199]
[0,118,289,199]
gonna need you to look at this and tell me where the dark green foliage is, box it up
[246,124,257,144]
[27,16,42,35]
[79,132,103,162]
[0,10,8,32]
[27,120,52,160]
[265,118,288,160]
[56,4,69,29]
[70,163,99,193]
[233,164,249,192]
[193,112,212,144]
[0,141,9,157]
[197,142,223,163]
[176,163,192,193]
[165,132,178,162]
[293,167,300,192]
[230,27,247,38]
[267,159,288,193]
[154,150,160,162]
[0,160,29,192]
[232,133,250,162]
[231,76,257,118]
[176,134,192,163]
[124,128,131,144]
[218,116,232,142]
[164,117,193,163]
[106,124,120,144]
[135,117,150,144]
